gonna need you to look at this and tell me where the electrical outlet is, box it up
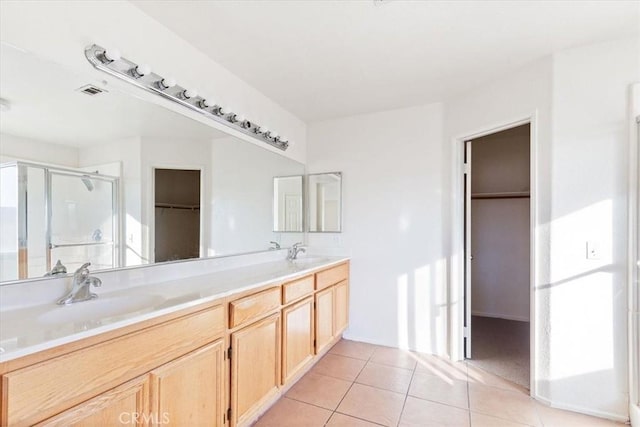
[586,241,600,260]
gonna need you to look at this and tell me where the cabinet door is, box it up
[334,280,349,335]
[315,286,334,354]
[282,296,314,384]
[149,340,224,427]
[36,376,149,427]
[231,313,281,426]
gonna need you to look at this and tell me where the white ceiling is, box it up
[0,43,226,148]
[132,0,639,122]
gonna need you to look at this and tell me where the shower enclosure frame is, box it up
[1,160,120,279]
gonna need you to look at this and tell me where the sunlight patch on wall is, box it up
[397,273,408,349]
[549,199,614,379]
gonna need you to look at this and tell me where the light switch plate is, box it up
[586,241,600,260]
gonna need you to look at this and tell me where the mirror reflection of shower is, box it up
[0,161,119,281]
[81,175,94,192]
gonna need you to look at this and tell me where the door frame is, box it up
[148,164,206,263]
[451,112,539,397]
[628,83,640,425]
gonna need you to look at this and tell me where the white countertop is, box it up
[0,255,349,363]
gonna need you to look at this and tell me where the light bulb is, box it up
[159,78,176,89]
[261,128,270,135]
[270,132,279,139]
[103,48,121,62]
[235,114,245,123]
[199,98,211,108]
[183,89,198,99]
[135,64,151,77]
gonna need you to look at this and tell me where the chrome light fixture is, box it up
[84,44,290,151]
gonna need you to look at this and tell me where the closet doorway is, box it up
[153,168,202,263]
[464,123,531,389]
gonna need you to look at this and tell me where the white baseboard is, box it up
[341,331,447,357]
[631,403,639,426]
[472,311,530,322]
[535,395,629,423]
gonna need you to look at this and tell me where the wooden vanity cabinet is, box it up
[315,286,335,354]
[314,263,350,354]
[150,340,225,427]
[1,261,351,427]
[1,303,225,427]
[281,296,314,384]
[230,313,281,427]
[34,375,150,427]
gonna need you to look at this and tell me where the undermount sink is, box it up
[38,294,165,325]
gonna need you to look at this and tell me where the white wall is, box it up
[307,103,447,354]
[210,137,305,256]
[444,54,554,401]
[0,0,307,164]
[445,36,638,420]
[0,133,78,167]
[544,37,638,420]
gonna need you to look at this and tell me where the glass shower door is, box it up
[49,171,118,273]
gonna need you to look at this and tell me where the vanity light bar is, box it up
[84,44,290,151]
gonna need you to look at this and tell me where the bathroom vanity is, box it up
[0,257,349,426]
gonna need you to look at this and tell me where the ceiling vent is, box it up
[77,84,107,96]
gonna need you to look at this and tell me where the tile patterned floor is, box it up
[254,339,626,427]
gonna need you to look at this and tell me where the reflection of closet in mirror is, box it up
[308,172,342,233]
[154,168,201,262]
[273,175,303,232]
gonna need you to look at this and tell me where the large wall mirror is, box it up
[308,172,342,233]
[0,43,304,283]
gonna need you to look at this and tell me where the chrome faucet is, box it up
[287,242,306,261]
[269,241,281,250]
[45,259,67,276]
[57,262,102,305]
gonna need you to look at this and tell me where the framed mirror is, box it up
[273,175,303,232]
[0,42,304,283]
[308,172,342,233]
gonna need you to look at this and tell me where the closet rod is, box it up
[471,191,530,200]
[155,203,200,210]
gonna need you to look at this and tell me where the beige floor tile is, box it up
[409,371,469,409]
[337,383,406,426]
[326,412,383,426]
[311,353,367,381]
[535,404,626,427]
[254,397,332,427]
[356,361,413,394]
[469,383,541,427]
[471,412,533,427]
[467,363,527,394]
[414,352,468,381]
[330,339,378,360]
[369,346,418,370]
[399,396,470,427]
[286,372,352,410]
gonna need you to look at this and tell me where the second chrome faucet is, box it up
[287,242,306,260]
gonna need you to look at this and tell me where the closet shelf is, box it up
[471,191,530,200]
[155,202,200,210]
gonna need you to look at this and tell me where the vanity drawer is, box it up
[229,287,281,328]
[316,262,349,290]
[1,304,224,427]
[282,275,314,305]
